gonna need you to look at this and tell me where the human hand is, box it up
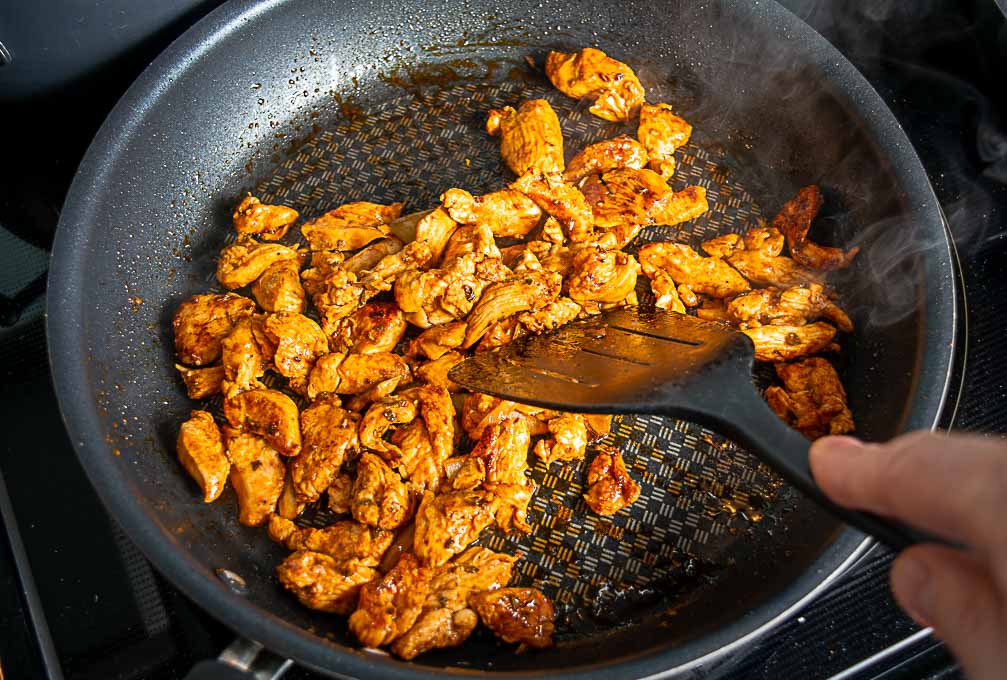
[810,432,1007,680]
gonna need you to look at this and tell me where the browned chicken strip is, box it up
[486,99,564,176]
[441,223,504,264]
[461,393,555,440]
[300,201,403,251]
[766,357,855,439]
[216,237,302,290]
[268,516,393,566]
[533,412,589,464]
[470,587,556,649]
[251,259,306,313]
[563,135,649,184]
[413,207,459,266]
[648,271,686,313]
[584,446,641,516]
[331,302,407,355]
[343,237,404,274]
[395,254,489,328]
[441,188,543,238]
[388,419,442,491]
[567,246,641,305]
[772,185,859,270]
[511,170,594,242]
[300,262,367,336]
[356,241,435,295]
[327,473,353,514]
[220,316,277,396]
[638,103,693,178]
[263,312,328,380]
[517,296,582,334]
[223,388,301,456]
[463,269,562,348]
[173,293,256,366]
[742,322,838,362]
[702,227,823,289]
[580,168,708,229]
[292,397,359,504]
[307,352,411,398]
[277,550,378,615]
[406,321,467,360]
[726,284,853,332]
[177,410,229,503]
[352,453,413,530]
[414,351,465,392]
[639,242,750,299]
[349,554,432,648]
[358,394,418,461]
[232,195,298,241]
[224,427,285,526]
[392,547,517,660]
[545,47,644,123]
[413,490,497,567]
[175,363,225,399]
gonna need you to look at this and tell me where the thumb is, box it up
[891,545,1006,680]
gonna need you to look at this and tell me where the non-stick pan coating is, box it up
[47,0,957,677]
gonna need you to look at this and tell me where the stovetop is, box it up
[1,1,1005,678]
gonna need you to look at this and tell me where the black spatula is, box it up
[449,306,940,550]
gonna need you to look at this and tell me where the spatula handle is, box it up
[694,391,952,551]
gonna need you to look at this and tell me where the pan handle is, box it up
[184,638,292,680]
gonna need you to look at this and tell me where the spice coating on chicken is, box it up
[300,201,403,251]
[251,259,306,313]
[349,554,432,648]
[175,364,225,399]
[463,269,562,348]
[638,103,693,178]
[352,453,413,530]
[534,412,589,464]
[262,312,328,380]
[216,237,303,289]
[470,587,556,648]
[726,284,853,332]
[277,550,378,614]
[268,516,393,566]
[772,185,859,270]
[332,302,407,355]
[742,322,838,362]
[407,321,467,360]
[232,195,299,241]
[413,490,497,567]
[584,446,641,516]
[567,246,641,306]
[173,293,257,366]
[580,169,708,229]
[292,397,358,504]
[441,188,543,238]
[639,242,750,300]
[177,410,229,503]
[546,47,644,122]
[224,427,285,526]
[486,99,565,176]
[765,357,855,439]
[223,388,302,456]
[563,135,649,184]
[511,170,595,242]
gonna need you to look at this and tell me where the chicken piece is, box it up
[355,240,435,298]
[545,47,644,122]
[742,322,838,362]
[700,232,742,258]
[639,242,750,299]
[176,410,229,503]
[773,185,859,270]
[302,265,367,337]
[352,453,413,530]
[175,364,225,399]
[349,554,432,648]
[413,490,497,567]
[563,135,649,184]
[567,246,641,305]
[224,427,285,526]
[389,419,443,492]
[461,393,555,440]
[232,195,298,240]
[395,254,487,328]
[332,302,407,355]
[475,316,527,353]
[223,388,301,456]
[638,103,693,178]
[470,587,555,649]
[463,270,562,348]
[533,412,588,464]
[441,188,543,238]
[262,312,328,380]
[648,271,686,313]
[484,481,536,533]
[250,259,306,313]
[277,474,304,519]
[485,99,564,176]
[358,394,418,461]
[343,237,404,274]
[327,473,354,514]
[516,297,582,334]
[511,170,594,242]
[726,284,853,332]
[407,322,467,361]
[580,168,708,229]
[392,547,517,660]
[268,516,394,566]
[765,357,854,439]
[172,293,256,366]
[584,414,612,442]
[292,397,359,504]
[469,417,531,485]
[401,385,456,468]
[696,297,729,322]
[306,352,411,398]
[703,227,823,289]
[415,351,465,392]
[277,550,378,614]
[219,316,277,396]
[441,222,503,265]
[584,446,641,516]
[300,201,403,251]
[216,237,302,290]
[413,207,459,266]
[344,375,407,413]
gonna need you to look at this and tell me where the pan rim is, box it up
[46,0,958,676]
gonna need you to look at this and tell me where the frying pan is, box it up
[47,0,960,677]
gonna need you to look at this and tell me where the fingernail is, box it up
[894,556,934,627]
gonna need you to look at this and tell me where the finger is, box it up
[891,545,1006,680]
[809,432,1007,553]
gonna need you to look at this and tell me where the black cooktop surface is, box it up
[1,1,1005,678]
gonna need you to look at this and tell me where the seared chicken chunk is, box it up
[461,392,555,440]
[224,427,285,526]
[484,481,536,533]
[702,227,822,289]
[300,258,368,335]
[268,516,393,566]
[511,171,594,242]
[441,222,504,264]
[343,237,404,274]
[332,302,407,355]
[173,293,256,366]
[251,259,306,313]
[175,363,225,399]
[352,453,413,530]
[639,242,750,300]
[292,397,358,504]
[413,207,459,266]
[696,297,730,322]
[584,446,640,516]
[177,410,229,502]
[263,312,328,380]
[414,351,465,392]
[216,237,302,290]
[358,394,418,461]
[441,188,543,238]
[357,240,435,295]
[486,99,565,176]
[766,357,854,439]
[388,420,442,492]
[580,169,708,229]
[392,547,517,660]
[648,271,686,313]
[406,321,467,360]
[563,135,649,184]
[277,550,378,614]
[470,587,555,649]
[468,417,531,485]
[395,253,489,328]
[300,201,403,251]
[349,554,432,648]
[232,195,298,240]
[463,269,562,348]
[307,352,411,398]
[773,185,859,270]
[534,412,589,464]
[567,246,641,305]
[223,388,301,456]
[517,296,582,334]
[401,385,456,468]
[475,316,527,353]
[327,473,354,514]
[742,322,838,362]
[545,47,644,122]
[220,316,277,396]
[413,490,497,567]
[726,284,853,332]
[638,103,693,178]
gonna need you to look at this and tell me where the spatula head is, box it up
[448,307,756,414]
